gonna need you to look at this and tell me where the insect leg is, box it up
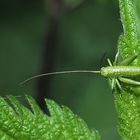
[111,78,115,89]
[107,58,113,66]
[119,54,137,66]
[107,59,116,89]
[114,49,120,65]
[107,59,122,90]
[107,58,122,90]
[115,78,122,90]
[119,77,140,86]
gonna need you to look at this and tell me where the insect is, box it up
[20,52,140,93]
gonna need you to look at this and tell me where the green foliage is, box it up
[118,0,139,58]
[0,96,100,140]
[115,92,140,140]
[115,0,140,140]
[1,0,140,140]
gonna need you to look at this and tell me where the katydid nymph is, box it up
[20,53,140,93]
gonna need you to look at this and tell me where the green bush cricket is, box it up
[20,53,140,93]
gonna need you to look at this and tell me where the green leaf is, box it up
[0,96,100,140]
[118,0,139,59]
[115,92,140,140]
[115,0,140,140]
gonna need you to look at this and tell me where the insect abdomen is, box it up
[101,66,140,78]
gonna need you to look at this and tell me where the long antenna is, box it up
[20,70,100,85]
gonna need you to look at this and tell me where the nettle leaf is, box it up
[134,0,140,38]
[115,0,140,140]
[0,96,100,140]
[115,92,140,140]
[118,0,139,59]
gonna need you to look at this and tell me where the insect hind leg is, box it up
[119,54,138,66]
[119,77,140,86]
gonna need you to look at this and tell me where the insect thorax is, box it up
[100,66,140,78]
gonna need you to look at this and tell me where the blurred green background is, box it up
[0,0,122,139]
